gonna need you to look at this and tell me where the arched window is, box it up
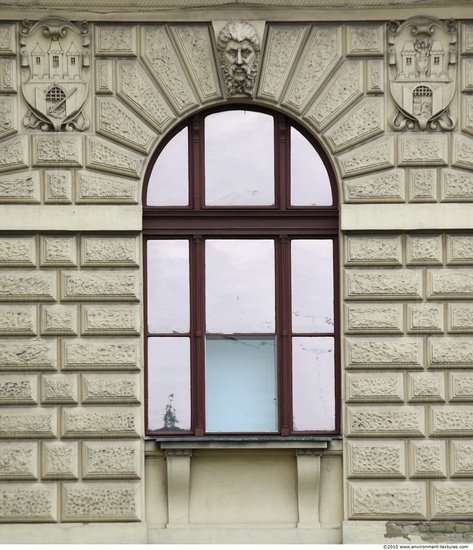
[143,107,339,437]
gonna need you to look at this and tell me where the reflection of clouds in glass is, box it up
[205,111,274,206]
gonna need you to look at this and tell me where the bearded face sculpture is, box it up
[217,21,260,97]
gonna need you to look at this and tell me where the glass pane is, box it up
[292,240,334,333]
[206,337,277,432]
[205,111,274,205]
[206,240,275,333]
[147,128,188,206]
[292,337,335,432]
[291,127,332,206]
[147,240,189,333]
[147,337,191,431]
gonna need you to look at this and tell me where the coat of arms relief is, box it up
[388,16,457,131]
[20,18,90,131]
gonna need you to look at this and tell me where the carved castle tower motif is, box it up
[388,16,457,131]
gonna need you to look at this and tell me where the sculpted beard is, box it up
[220,55,258,96]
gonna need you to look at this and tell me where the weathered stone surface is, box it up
[448,303,473,333]
[407,235,443,265]
[462,23,473,54]
[443,169,473,201]
[81,305,140,336]
[86,137,144,179]
[41,374,78,405]
[0,271,56,302]
[39,236,77,267]
[407,372,446,403]
[348,482,426,519]
[80,236,139,267]
[62,340,139,370]
[407,303,444,333]
[61,271,139,302]
[429,337,473,368]
[0,171,40,203]
[32,136,82,168]
[0,374,37,405]
[42,442,78,480]
[345,235,402,265]
[345,269,423,300]
[81,374,140,404]
[0,136,28,173]
[346,372,404,402]
[41,305,78,336]
[76,171,139,204]
[450,441,473,477]
[0,59,16,93]
[344,169,405,202]
[408,168,437,202]
[409,440,447,478]
[96,25,137,56]
[453,135,473,172]
[0,442,38,480]
[0,97,16,139]
[0,340,56,371]
[345,303,403,334]
[0,305,36,336]
[62,407,140,438]
[96,59,114,95]
[447,235,473,264]
[346,24,384,56]
[0,483,57,522]
[346,337,423,368]
[62,482,140,521]
[0,408,57,438]
[430,406,473,436]
[82,441,141,479]
[347,441,405,478]
[44,170,73,204]
[0,23,16,54]
[432,482,473,519]
[399,135,449,167]
[347,406,425,437]
[338,136,395,178]
[366,59,384,94]
[449,373,473,401]
[427,269,473,299]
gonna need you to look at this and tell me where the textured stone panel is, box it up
[427,269,473,299]
[0,304,36,336]
[0,236,35,267]
[338,136,395,178]
[348,482,426,519]
[443,169,473,201]
[62,340,139,371]
[0,135,29,173]
[0,442,37,480]
[407,303,444,333]
[0,408,57,438]
[347,406,425,437]
[0,340,56,371]
[86,137,144,179]
[42,441,79,480]
[429,337,473,368]
[408,168,437,202]
[306,61,363,130]
[0,97,17,140]
[39,236,77,267]
[346,337,423,369]
[76,171,139,204]
[399,135,448,167]
[347,441,405,478]
[449,373,473,402]
[409,440,447,479]
[80,236,139,267]
[0,23,16,54]
[346,372,404,402]
[41,374,78,405]
[62,407,140,438]
[453,134,473,172]
[0,374,37,405]
[61,271,139,302]
[40,305,78,336]
[96,25,137,56]
[81,305,141,336]
[81,373,140,404]
[325,98,384,153]
[32,135,82,168]
[343,169,405,203]
[82,441,141,479]
[0,171,40,203]
[345,269,423,300]
[448,303,473,333]
[44,170,73,204]
[0,59,17,93]
[462,58,473,93]
[96,98,155,154]
[462,96,473,137]
[450,441,473,477]
[345,235,402,265]
[462,23,473,54]
[447,235,473,265]
[345,303,404,334]
[366,59,384,94]
[96,59,114,95]
[430,406,473,436]
[406,235,443,265]
[431,482,473,519]
[0,271,56,302]
[346,24,384,56]
[62,482,140,522]
[284,25,342,112]
[0,483,57,522]
[407,372,446,404]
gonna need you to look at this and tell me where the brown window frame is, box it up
[143,105,340,437]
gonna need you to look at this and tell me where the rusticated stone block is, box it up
[0,135,29,173]
[345,235,402,266]
[407,372,446,403]
[346,24,384,56]
[95,25,137,56]
[343,169,405,203]
[0,236,35,267]
[347,441,406,478]
[0,271,56,302]
[409,440,447,479]
[443,169,473,201]
[407,303,444,334]
[86,137,144,179]
[62,407,141,438]
[96,60,113,95]
[346,373,404,403]
[427,269,473,299]
[0,58,17,94]
[347,406,425,437]
[39,236,77,267]
[406,235,443,265]
[431,482,473,519]
[41,374,78,405]
[345,337,423,369]
[399,134,448,167]
[81,305,140,336]
[0,374,37,405]
[41,441,79,480]
[82,441,141,479]
[338,136,395,178]
[62,340,139,371]
[44,170,73,204]
[0,171,40,203]
[408,168,437,202]
[0,23,16,54]
[429,337,473,368]
[80,236,139,267]
[61,271,139,302]
[41,305,78,336]
[0,408,57,438]
[450,441,473,477]
[453,134,473,172]
[0,305,36,336]
[449,303,473,333]
[81,374,140,404]
[0,483,57,522]
[348,482,427,519]
[366,59,384,94]
[447,235,473,265]
[449,372,473,402]
[62,482,140,522]
[345,303,404,334]
[32,135,82,168]
[430,406,473,436]
[0,442,38,480]
[0,340,56,371]
[76,171,139,204]
[345,269,423,300]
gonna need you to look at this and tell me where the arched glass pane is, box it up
[205,111,274,205]
[291,127,332,206]
[147,127,188,206]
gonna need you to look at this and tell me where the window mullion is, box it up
[275,116,290,210]
[190,114,205,209]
